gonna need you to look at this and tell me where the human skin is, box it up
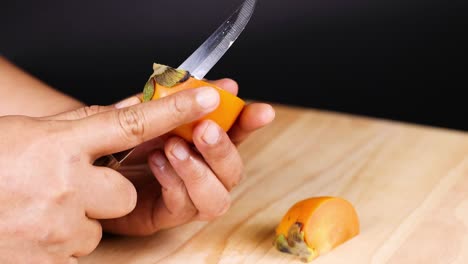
[0,57,275,261]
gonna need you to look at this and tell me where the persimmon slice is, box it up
[142,63,245,142]
[274,197,360,262]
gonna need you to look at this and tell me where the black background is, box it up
[2,0,467,131]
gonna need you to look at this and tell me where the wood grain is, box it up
[81,104,468,264]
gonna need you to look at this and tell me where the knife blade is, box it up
[95,0,257,169]
[178,0,258,79]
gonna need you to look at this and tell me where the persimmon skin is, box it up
[275,197,360,262]
[151,78,245,142]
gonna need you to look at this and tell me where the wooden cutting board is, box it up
[81,103,468,264]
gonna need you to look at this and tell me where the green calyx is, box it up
[142,79,155,102]
[274,222,317,263]
[142,63,191,102]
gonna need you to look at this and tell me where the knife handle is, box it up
[93,148,135,170]
[93,154,121,170]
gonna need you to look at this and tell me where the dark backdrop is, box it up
[2,0,467,131]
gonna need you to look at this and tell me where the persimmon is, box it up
[142,63,245,142]
[274,197,360,262]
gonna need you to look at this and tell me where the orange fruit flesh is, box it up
[151,78,245,142]
[275,197,360,262]
[275,197,332,237]
[305,197,360,254]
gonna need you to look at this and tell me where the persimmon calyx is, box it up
[274,222,318,263]
[142,63,192,102]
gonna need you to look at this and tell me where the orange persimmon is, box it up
[142,63,245,142]
[274,197,360,262]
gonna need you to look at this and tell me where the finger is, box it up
[164,137,231,221]
[228,103,276,144]
[83,166,137,219]
[114,94,142,109]
[193,120,244,191]
[207,78,239,95]
[46,95,141,121]
[45,105,116,121]
[147,150,198,229]
[74,87,220,158]
[72,219,102,257]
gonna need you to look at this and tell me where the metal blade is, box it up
[178,0,257,80]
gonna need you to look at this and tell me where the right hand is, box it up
[0,87,220,263]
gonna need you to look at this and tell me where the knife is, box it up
[94,0,258,169]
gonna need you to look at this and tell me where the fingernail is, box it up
[202,122,220,145]
[152,151,167,167]
[172,141,189,161]
[196,87,219,110]
[115,96,141,109]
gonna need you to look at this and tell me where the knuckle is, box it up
[166,176,186,194]
[185,167,209,186]
[70,105,104,120]
[162,187,195,217]
[209,143,244,191]
[231,171,246,189]
[38,224,71,245]
[82,223,103,255]
[203,196,231,220]
[172,92,191,114]
[83,105,104,117]
[49,178,75,206]
[215,196,231,217]
[117,108,146,143]
[167,92,193,121]
[35,198,74,246]
[66,108,86,120]
[228,164,245,190]
[213,140,237,162]
[72,110,85,120]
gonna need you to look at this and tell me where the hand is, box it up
[0,87,221,263]
[99,79,276,236]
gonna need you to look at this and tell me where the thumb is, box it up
[46,95,142,121]
[71,87,220,159]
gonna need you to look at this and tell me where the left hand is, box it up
[60,79,275,236]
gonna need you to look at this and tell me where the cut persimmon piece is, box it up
[274,197,360,262]
[142,63,245,142]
